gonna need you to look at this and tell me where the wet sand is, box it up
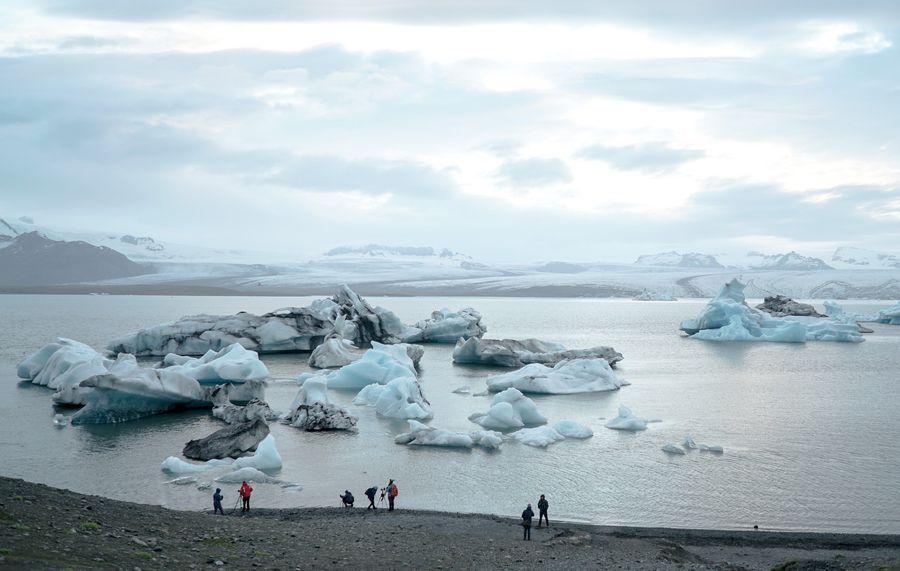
[0,477,897,570]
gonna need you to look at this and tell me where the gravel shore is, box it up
[1,477,898,570]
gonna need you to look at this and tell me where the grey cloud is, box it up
[577,142,704,173]
[497,158,572,186]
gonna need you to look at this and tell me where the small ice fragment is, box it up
[662,444,686,455]
[52,413,68,426]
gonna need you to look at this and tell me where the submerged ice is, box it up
[468,388,546,430]
[484,359,628,394]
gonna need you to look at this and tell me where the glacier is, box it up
[604,405,648,431]
[394,420,502,450]
[353,377,433,420]
[402,307,487,343]
[680,279,863,342]
[107,285,407,356]
[452,337,623,368]
[283,374,357,431]
[484,359,628,394]
[468,388,547,430]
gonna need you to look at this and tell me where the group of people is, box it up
[341,479,399,511]
[520,494,550,540]
[211,481,254,515]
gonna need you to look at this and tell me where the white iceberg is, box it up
[353,377,433,420]
[662,444,686,455]
[485,359,628,394]
[284,375,357,431]
[604,405,648,431]
[680,279,863,343]
[214,466,278,484]
[161,344,268,384]
[468,388,546,430]
[160,456,234,474]
[308,335,359,368]
[16,338,111,405]
[553,420,593,439]
[394,420,503,450]
[107,285,407,356]
[511,426,566,448]
[453,337,623,368]
[324,342,417,390]
[682,435,697,449]
[232,434,283,471]
[402,307,487,343]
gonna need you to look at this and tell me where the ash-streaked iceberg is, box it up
[308,334,425,370]
[183,418,270,460]
[402,307,487,343]
[604,405,648,431]
[353,377,433,420]
[394,420,502,449]
[755,295,823,317]
[284,374,357,431]
[468,388,546,430]
[680,279,863,343]
[452,337,623,368]
[107,285,407,356]
[212,397,279,425]
[484,359,628,394]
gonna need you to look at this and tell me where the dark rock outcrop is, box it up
[183,418,270,460]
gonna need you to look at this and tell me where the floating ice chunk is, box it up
[394,420,473,447]
[471,430,503,450]
[553,420,593,439]
[107,285,407,356]
[52,413,68,427]
[511,426,566,448]
[662,444,686,455]
[233,434,283,471]
[160,456,233,474]
[402,307,487,343]
[17,338,110,405]
[161,344,268,384]
[168,476,199,486]
[699,444,724,453]
[682,435,697,449]
[325,342,417,390]
[485,359,628,394]
[284,375,357,431]
[874,301,900,325]
[308,335,359,368]
[353,377,433,420]
[212,398,279,425]
[453,337,623,368]
[214,467,278,484]
[468,388,546,430]
[681,279,863,343]
[452,387,471,394]
[604,406,648,431]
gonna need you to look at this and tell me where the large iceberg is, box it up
[107,285,407,356]
[468,388,546,430]
[484,359,628,394]
[284,375,357,431]
[161,344,268,383]
[604,405,648,431]
[402,307,487,343]
[353,377,433,420]
[322,342,418,390]
[16,338,110,405]
[394,420,502,449]
[183,418,270,460]
[453,337,623,368]
[308,334,425,370]
[680,279,863,343]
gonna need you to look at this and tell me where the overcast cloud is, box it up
[0,1,898,263]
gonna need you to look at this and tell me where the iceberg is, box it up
[682,435,697,449]
[468,388,546,430]
[160,456,234,474]
[402,307,487,343]
[604,405,648,431]
[453,337,623,368]
[214,467,278,484]
[484,359,628,394]
[680,279,863,343]
[232,434,283,471]
[16,338,110,405]
[323,342,418,390]
[107,285,407,356]
[161,344,268,383]
[662,444,686,455]
[212,398,279,425]
[284,375,357,431]
[755,295,823,317]
[353,377,432,420]
[394,421,502,450]
[182,418,270,461]
[308,334,425,370]
[553,420,593,439]
[699,444,724,453]
[511,426,566,448]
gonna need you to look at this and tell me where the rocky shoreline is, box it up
[1,478,898,570]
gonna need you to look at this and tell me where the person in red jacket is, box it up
[239,481,253,513]
[386,479,398,511]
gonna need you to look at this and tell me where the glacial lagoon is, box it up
[1,294,898,533]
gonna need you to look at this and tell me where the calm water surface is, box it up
[1,294,898,533]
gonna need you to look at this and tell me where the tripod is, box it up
[378,489,387,508]
[229,495,241,515]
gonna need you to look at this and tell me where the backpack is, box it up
[389,484,398,498]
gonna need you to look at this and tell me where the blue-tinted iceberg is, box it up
[485,359,628,394]
[323,342,417,390]
[604,405,648,431]
[680,279,863,342]
[353,377,433,420]
[162,344,268,383]
[402,307,487,343]
[468,388,547,430]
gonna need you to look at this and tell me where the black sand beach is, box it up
[0,477,897,570]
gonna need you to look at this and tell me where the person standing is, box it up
[239,481,253,513]
[212,488,224,515]
[537,494,549,527]
[387,479,398,511]
[521,504,534,540]
[365,486,378,510]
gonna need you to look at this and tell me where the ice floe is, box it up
[553,420,593,439]
[284,375,358,431]
[394,420,502,449]
[604,406,648,431]
[468,388,546,430]
[161,344,268,383]
[402,307,487,343]
[680,279,863,343]
[484,359,628,394]
[453,337,623,368]
[511,426,566,448]
[353,377,432,420]
[661,444,686,455]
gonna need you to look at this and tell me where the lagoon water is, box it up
[1,294,898,533]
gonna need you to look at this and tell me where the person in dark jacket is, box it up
[365,486,378,510]
[340,490,354,507]
[521,504,534,540]
[213,488,224,515]
[537,494,549,527]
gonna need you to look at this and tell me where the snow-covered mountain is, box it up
[832,246,900,269]
[634,251,723,268]
[747,251,833,271]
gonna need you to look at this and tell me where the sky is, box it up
[1,1,899,263]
